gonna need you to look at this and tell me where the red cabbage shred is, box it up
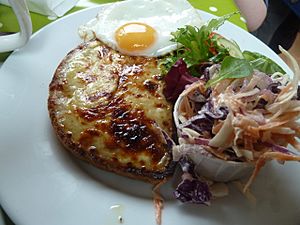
[174,157,212,204]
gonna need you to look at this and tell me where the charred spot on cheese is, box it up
[48,39,174,183]
[143,79,159,94]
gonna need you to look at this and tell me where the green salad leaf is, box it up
[243,51,286,74]
[205,56,253,87]
[164,12,238,69]
[170,25,212,67]
[160,12,286,88]
[158,52,180,75]
[206,12,238,31]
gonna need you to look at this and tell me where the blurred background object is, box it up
[0,0,79,17]
[0,0,32,53]
[233,0,267,31]
[252,0,300,57]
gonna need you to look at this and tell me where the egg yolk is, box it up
[115,22,156,52]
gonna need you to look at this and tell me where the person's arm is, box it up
[234,0,267,32]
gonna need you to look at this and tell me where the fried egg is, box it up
[78,0,203,57]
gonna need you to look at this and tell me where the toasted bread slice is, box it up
[48,40,175,183]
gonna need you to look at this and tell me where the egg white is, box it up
[78,0,204,57]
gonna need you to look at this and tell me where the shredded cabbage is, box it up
[173,47,300,193]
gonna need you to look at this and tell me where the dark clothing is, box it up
[282,0,300,18]
[252,0,300,54]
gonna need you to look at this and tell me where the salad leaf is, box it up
[206,12,238,31]
[206,56,253,87]
[163,59,199,103]
[169,12,238,68]
[174,157,212,204]
[158,52,181,75]
[209,46,230,63]
[161,13,285,89]
[174,178,212,204]
[243,51,286,74]
[170,25,212,67]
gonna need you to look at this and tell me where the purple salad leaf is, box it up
[174,156,212,205]
[163,59,199,103]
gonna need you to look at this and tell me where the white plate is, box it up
[1,5,300,225]
[0,209,5,225]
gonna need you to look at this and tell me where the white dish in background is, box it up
[0,5,300,225]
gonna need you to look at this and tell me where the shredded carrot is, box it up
[152,179,167,225]
[212,120,223,134]
[179,96,194,119]
[233,181,257,206]
[244,152,300,192]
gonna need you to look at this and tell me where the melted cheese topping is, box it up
[49,40,173,173]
